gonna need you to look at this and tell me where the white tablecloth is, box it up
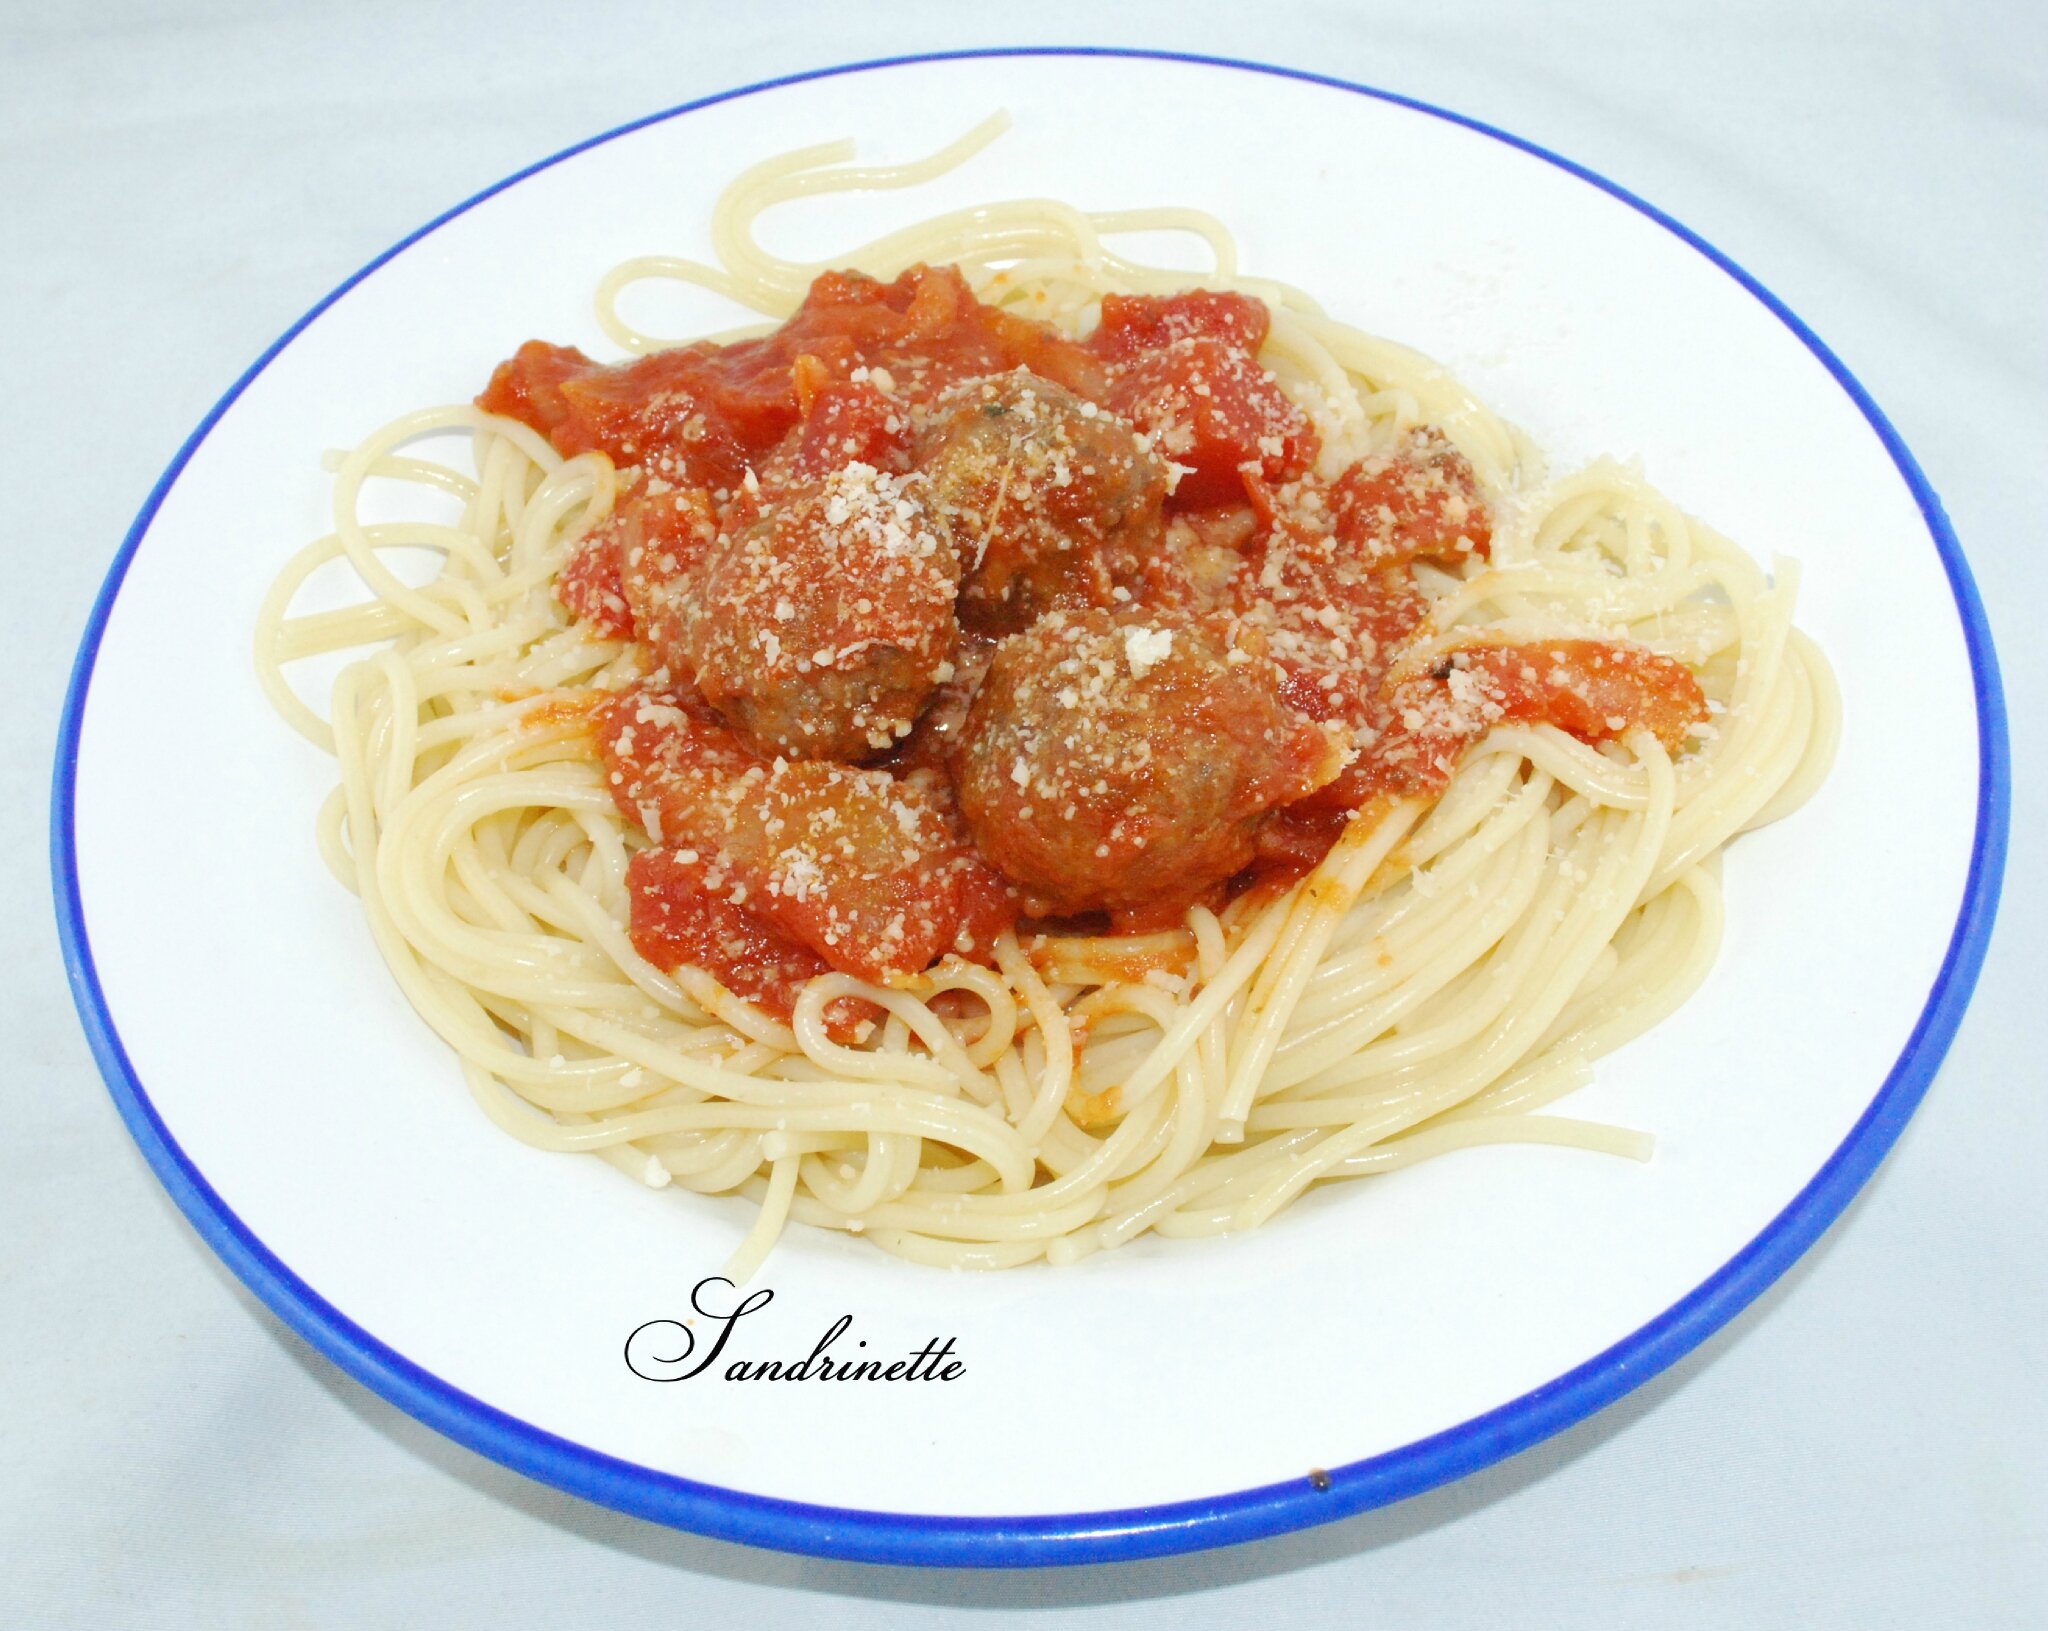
[6,2,2043,1623]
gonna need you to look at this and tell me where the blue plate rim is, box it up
[50,45,2010,1568]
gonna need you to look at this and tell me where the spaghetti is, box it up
[256,115,1838,1277]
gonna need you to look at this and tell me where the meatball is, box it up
[952,609,1348,925]
[679,461,960,762]
[916,371,1167,633]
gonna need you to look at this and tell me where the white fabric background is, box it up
[5,1,2042,1624]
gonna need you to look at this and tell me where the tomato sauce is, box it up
[483,271,1706,1015]
[1346,639,1708,800]
[553,505,635,639]
[479,265,1098,489]
[1093,291,1317,508]
[627,845,874,1040]
[594,687,1015,1002]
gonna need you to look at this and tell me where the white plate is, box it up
[54,49,2007,1565]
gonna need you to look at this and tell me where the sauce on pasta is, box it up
[478,270,1704,1021]
[256,117,1838,1274]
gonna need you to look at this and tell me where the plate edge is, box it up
[48,44,2012,1568]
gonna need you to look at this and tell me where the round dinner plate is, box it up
[54,49,2007,1566]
